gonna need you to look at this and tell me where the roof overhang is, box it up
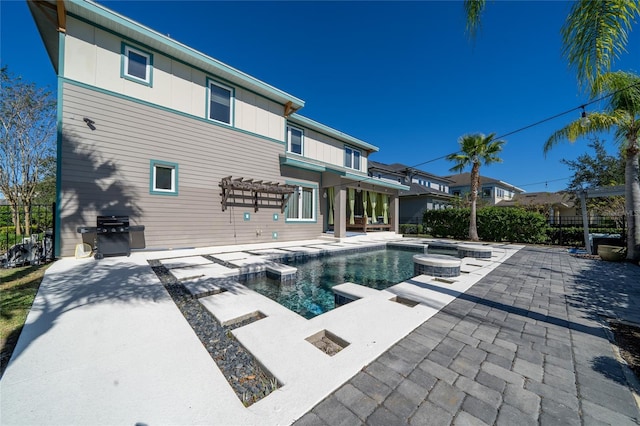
[581,185,625,198]
[28,0,305,110]
[343,175,409,191]
[279,154,408,191]
[288,113,379,153]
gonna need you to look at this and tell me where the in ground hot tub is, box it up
[413,254,461,277]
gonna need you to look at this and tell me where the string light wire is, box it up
[335,80,640,191]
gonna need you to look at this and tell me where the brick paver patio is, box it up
[296,246,640,425]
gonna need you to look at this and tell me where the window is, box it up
[497,188,505,198]
[286,185,315,221]
[482,188,492,198]
[208,80,233,125]
[122,44,152,85]
[287,126,303,154]
[453,190,461,196]
[344,146,361,170]
[150,160,178,195]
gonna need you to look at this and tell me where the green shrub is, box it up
[399,223,424,235]
[423,207,548,243]
[547,226,621,246]
[423,209,470,239]
[477,207,548,244]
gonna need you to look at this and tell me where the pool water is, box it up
[243,248,417,319]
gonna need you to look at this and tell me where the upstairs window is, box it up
[482,188,492,198]
[122,44,152,85]
[344,146,361,170]
[208,80,233,125]
[287,126,303,155]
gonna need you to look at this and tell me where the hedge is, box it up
[423,207,549,244]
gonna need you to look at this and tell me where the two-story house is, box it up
[28,0,407,257]
[445,172,524,206]
[368,161,455,224]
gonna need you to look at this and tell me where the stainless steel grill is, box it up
[96,215,131,258]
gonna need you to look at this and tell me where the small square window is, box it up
[208,80,233,125]
[150,160,178,196]
[288,126,303,155]
[122,44,152,85]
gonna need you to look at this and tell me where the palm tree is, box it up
[447,133,505,241]
[545,71,640,261]
[464,0,639,89]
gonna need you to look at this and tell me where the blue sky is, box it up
[2,0,639,192]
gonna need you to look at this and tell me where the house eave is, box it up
[288,113,379,153]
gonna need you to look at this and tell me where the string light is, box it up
[580,105,590,128]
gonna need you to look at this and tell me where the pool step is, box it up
[265,262,297,281]
[333,282,381,306]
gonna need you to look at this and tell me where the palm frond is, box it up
[562,0,640,91]
[449,132,504,172]
[544,112,621,154]
[464,0,486,39]
[594,71,640,115]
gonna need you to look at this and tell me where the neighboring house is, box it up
[29,1,407,257]
[498,191,583,224]
[445,172,524,206]
[368,161,455,223]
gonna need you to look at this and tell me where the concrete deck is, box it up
[2,237,639,425]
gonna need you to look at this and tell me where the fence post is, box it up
[558,216,563,246]
[51,202,56,261]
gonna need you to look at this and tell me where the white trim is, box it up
[208,80,234,125]
[124,44,151,83]
[344,145,362,171]
[153,163,176,193]
[287,125,304,155]
[286,185,316,222]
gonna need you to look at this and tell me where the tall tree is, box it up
[447,133,505,241]
[0,67,56,236]
[545,71,640,261]
[562,138,625,191]
[562,137,626,222]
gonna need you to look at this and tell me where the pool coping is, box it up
[154,237,522,423]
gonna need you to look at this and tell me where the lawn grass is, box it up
[1,263,50,377]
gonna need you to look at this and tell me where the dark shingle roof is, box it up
[498,191,575,207]
[399,182,455,198]
[444,172,524,192]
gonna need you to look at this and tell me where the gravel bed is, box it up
[149,260,278,406]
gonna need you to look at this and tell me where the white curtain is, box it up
[348,188,355,225]
[328,187,334,225]
[287,189,299,219]
[302,188,313,219]
[371,193,377,222]
[363,191,368,221]
[383,195,389,224]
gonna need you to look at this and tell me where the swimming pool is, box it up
[243,248,418,319]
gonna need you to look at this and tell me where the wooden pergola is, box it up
[219,176,297,213]
[578,185,625,253]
